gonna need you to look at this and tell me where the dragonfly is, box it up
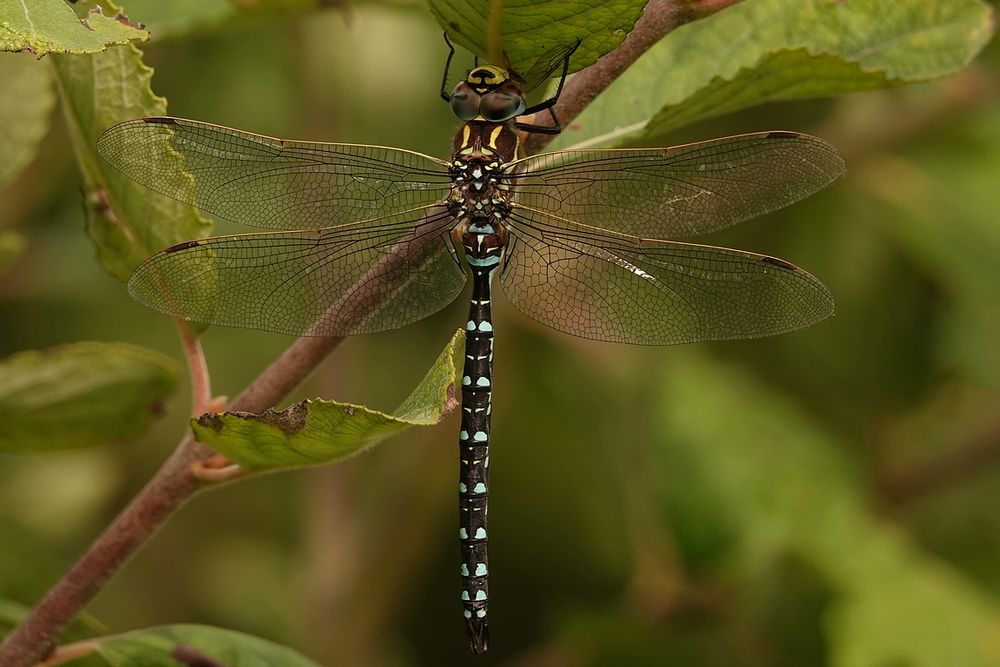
[97,38,844,654]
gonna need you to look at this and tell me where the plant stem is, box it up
[35,639,101,667]
[522,0,747,155]
[177,321,212,417]
[0,334,343,667]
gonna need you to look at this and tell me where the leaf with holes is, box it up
[0,0,147,56]
[192,330,464,471]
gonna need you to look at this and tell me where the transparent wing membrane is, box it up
[502,210,834,345]
[97,117,453,230]
[128,211,466,337]
[100,112,841,344]
[508,132,844,240]
[516,40,581,92]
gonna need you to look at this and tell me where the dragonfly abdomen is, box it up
[457,257,496,654]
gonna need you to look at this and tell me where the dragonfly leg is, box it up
[520,38,580,116]
[514,107,564,135]
[440,32,457,102]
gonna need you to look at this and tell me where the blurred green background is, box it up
[2,1,1000,665]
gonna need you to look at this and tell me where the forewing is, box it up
[516,40,580,92]
[128,211,467,337]
[508,132,844,240]
[501,211,834,345]
[97,117,453,230]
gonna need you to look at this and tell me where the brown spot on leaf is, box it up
[113,13,145,30]
[255,402,308,437]
[197,402,312,439]
[196,413,225,432]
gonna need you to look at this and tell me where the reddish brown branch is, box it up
[177,321,213,417]
[0,333,344,667]
[522,0,747,155]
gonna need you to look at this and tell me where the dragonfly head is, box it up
[450,66,527,123]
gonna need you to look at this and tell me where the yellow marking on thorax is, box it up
[487,126,503,150]
[461,124,471,149]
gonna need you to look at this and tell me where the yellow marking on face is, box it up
[467,66,509,86]
[487,126,503,149]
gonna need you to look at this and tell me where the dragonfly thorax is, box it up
[448,125,514,272]
[448,153,511,267]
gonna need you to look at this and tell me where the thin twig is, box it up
[176,320,213,417]
[522,0,747,155]
[35,639,100,667]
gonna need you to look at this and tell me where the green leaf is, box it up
[556,0,997,148]
[0,342,178,451]
[50,33,212,282]
[0,230,25,269]
[426,0,645,75]
[91,624,320,667]
[654,352,1000,667]
[193,330,464,471]
[0,54,53,190]
[108,0,238,41]
[0,0,147,56]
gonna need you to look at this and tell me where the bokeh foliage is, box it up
[1,0,998,664]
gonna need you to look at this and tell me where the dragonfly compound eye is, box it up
[450,85,482,121]
[480,92,527,122]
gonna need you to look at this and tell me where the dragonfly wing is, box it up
[128,210,466,336]
[516,40,581,92]
[97,117,453,231]
[501,211,833,345]
[508,132,844,240]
